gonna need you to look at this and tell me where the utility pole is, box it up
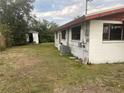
[85,0,93,15]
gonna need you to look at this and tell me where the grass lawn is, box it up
[0,43,124,93]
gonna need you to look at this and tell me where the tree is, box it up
[0,0,35,45]
[31,19,58,43]
[0,23,11,50]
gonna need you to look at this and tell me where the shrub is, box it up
[0,23,11,50]
[12,33,27,46]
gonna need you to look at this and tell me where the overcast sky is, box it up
[32,0,124,25]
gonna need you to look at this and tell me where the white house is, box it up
[54,7,124,64]
[26,31,39,44]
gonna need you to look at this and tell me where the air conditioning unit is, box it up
[60,45,71,54]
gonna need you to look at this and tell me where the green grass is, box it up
[0,43,124,93]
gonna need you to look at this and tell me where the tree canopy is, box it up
[0,0,35,45]
[0,0,58,48]
[31,19,58,43]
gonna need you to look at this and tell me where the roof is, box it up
[57,7,124,31]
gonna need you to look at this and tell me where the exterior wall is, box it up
[68,25,84,59]
[55,30,69,50]
[55,23,90,60]
[54,32,58,47]
[54,32,61,50]
[61,30,68,46]
[32,32,39,44]
[89,20,124,64]
[26,34,30,42]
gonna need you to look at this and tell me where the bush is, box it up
[12,33,27,46]
[39,31,54,43]
[0,23,11,50]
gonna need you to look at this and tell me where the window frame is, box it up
[103,23,124,41]
[71,25,81,41]
[61,30,66,40]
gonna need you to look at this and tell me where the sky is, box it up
[32,0,124,25]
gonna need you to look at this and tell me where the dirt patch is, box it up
[0,48,41,69]
[54,85,123,93]
[54,80,123,93]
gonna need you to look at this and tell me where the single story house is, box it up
[26,31,39,44]
[54,7,124,64]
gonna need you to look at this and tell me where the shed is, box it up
[26,31,39,44]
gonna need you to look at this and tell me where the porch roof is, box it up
[57,7,124,31]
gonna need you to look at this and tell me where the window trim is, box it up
[102,23,124,41]
[102,40,124,43]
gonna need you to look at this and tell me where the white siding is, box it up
[89,20,124,64]
[55,24,89,60]
[54,32,60,50]
[68,25,84,59]
[26,34,29,42]
[61,30,68,46]
[33,32,39,44]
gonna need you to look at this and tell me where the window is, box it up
[103,24,124,41]
[62,30,66,39]
[71,25,81,40]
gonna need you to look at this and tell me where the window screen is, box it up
[103,24,124,41]
[71,25,81,40]
[62,30,66,39]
